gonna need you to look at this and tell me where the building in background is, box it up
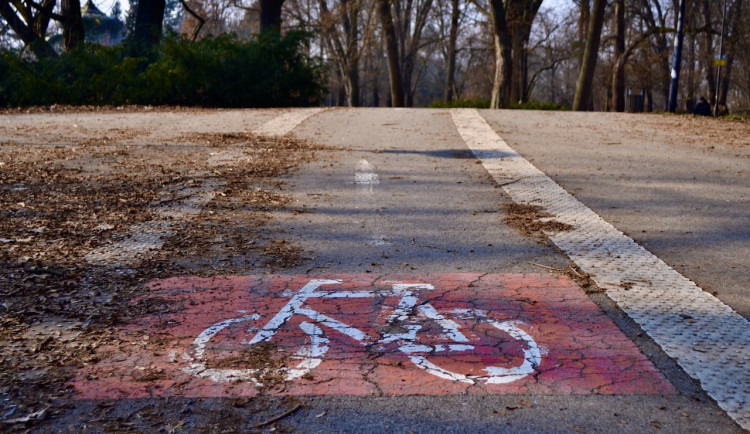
[81,0,126,46]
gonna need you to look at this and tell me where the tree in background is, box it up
[440,0,461,101]
[260,0,285,32]
[488,0,512,108]
[506,0,544,103]
[0,0,749,111]
[0,0,57,57]
[572,0,605,110]
[61,0,85,51]
[319,0,368,106]
[134,0,166,46]
[377,0,405,106]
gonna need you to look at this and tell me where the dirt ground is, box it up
[0,107,748,431]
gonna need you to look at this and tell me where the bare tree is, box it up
[435,0,461,101]
[134,0,166,46]
[320,0,375,106]
[717,0,744,108]
[391,0,434,105]
[487,0,511,108]
[0,0,57,57]
[506,0,544,103]
[61,0,84,51]
[526,7,576,102]
[260,0,284,32]
[572,0,606,110]
[377,0,405,106]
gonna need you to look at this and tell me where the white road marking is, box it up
[406,320,541,385]
[451,108,750,429]
[252,108,323,136]
[84,178,224,266]
[85,109,323,266]
[184,279,540,386]
[355,158,389,246]
[355,159,380,186]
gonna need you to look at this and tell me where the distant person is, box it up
[694,96,712,116]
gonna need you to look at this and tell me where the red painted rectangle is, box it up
[71,274,674,398]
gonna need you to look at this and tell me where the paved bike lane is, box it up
[63,108,741,432]
[72,273,672,398]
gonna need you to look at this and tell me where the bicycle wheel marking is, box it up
[71,274,674,398]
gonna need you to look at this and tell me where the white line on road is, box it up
[355,159,380,187]
[451,108,750,429]
[355,159,388,246]
[85,109,323,266]
[84,178,224,265]
[252,108,323,137]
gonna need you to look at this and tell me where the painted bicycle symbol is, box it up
[182,279,542,385]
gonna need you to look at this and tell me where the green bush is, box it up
[0,31,324,107]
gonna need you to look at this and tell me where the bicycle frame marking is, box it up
[183,279,542,386]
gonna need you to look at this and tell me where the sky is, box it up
[94,0,128,18]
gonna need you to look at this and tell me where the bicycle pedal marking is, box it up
[71,274,675,398]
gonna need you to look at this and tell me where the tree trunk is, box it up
[377,0,405,107]
[343,0,360,106]
[260,0,284,34]
[337,82,347,106]
[32,0,55,42]
[700,0,715,104]
[718,0,743,108]
[392,0,433,107]
[686,30,695,104]
[509,27,528,103]
[572,0,606,111]
[578,0,590,60]
[506,0,542,104]
[489,0,512,108]
[444,0,459,101]
[61,0,85,52]
[612,0,625,111]
[134,0,166,46]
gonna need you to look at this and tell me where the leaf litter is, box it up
[501,203,573,236]
[501,203,602,292]
[0,117,325,430]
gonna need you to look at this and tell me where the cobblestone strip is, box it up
[85,109,322,267]
[451,108,750,429]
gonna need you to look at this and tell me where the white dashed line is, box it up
[451,108,750,429]
[355,159,388,246]
[85,109,322,266]
[252,108,323,136]
[84,178,224,266]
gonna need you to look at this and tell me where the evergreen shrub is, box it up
[0,31,323,108]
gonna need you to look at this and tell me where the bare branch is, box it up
[179,0,205,41]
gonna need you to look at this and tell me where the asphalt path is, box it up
[8,108,745,432]
[481,110,750,319]
[260,108,744,432]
